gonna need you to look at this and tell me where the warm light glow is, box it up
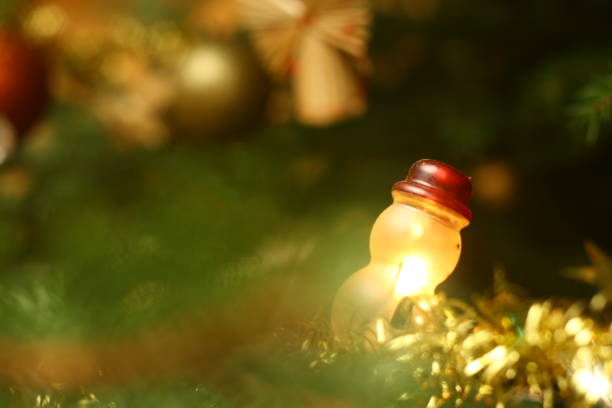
[490,345,508,360]
[376,318,386,343]
[395,255,429,296]
[411,224,423,237]
[418,300,431,310]
[465,346,508,376]
[180,47,230,88]
[574,368,611,403]
[464,359,484,376]
[330,185,470,342]
[565,317,584,336]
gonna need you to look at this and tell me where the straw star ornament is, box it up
[238,0,371,126]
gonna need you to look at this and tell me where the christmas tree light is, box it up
[331,159,472,342]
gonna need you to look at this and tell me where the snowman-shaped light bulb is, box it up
[331,159,472,342]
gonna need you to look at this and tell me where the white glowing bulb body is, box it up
[331,190,470,341]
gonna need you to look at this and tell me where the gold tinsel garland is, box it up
[303,266,612,408]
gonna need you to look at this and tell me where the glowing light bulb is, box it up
[331,160,472,342]
[395,255,429,297]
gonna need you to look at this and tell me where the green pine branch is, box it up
[571,72,612,144]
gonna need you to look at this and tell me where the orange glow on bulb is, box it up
[375,318,386,343]
[331,160,472,342]
[395,255,429,297]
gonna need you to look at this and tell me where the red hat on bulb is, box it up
[393,159,473,221]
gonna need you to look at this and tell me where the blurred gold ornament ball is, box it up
[472,161,515,207]
[167,39,269,140]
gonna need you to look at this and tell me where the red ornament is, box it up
[0,29,50,136]
[393,159,473,221]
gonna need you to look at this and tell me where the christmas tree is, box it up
[0,0,611,406]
